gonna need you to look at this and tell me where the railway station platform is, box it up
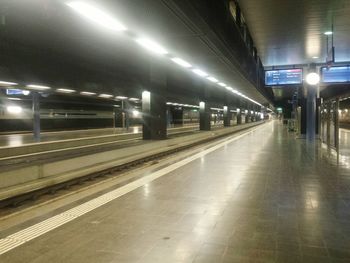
[1,121,349,263]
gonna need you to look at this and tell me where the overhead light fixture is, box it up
[312,56,319,59]
[192,69,208,77]
[56,88,76,93]
[132,110,140,117]
[207,77,218,83]
[26,84,51,90]
[66,1,127,31]
[7,97,22,101]
[80,91,96,96]
[218,82,227,87]
[324,31,333,35]
[306,72,320,85]
[171,57,192,68]
[98,94,113,98]
[0,81,18,86]
[7,106,23,114]
[128,97,139,101]
[136,38,168,55]
[226,87,233,91]
[116,96,128,100]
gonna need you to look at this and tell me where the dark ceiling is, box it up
[239,0,350,66]
[0,0,270,107]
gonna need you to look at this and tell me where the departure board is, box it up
[321,66,350,83]
[6,89,25,95]
[265,69,303,86]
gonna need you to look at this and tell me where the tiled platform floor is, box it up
[1,121,350,263]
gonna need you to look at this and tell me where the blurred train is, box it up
[0,94,201,133]
[0,92,142,132]
[339,98,350,129]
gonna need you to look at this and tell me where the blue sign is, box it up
[6,89,25,95]
[265,69,303,86]
[6,89,30,95]
[321,66,350,83]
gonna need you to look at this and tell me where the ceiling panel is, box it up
[239,0,350,66]
[0,0,270,105]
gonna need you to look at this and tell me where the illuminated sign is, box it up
[265,69,303,86]
[6,89,30,95]
[321,66,350,83]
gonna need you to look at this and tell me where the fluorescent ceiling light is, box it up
[7,106,22,114]
[136,38,168,55]
[7,97,22,101]
[99,94,113,98]
[225,87,233,91]
[26,84,51,90]
[0,81,18,86]
[129,98,139,101]
[116,96,128,100]
[56,88,76,93]
[80,91,96,96]
[192,69,208,77]
[207,77,218,83]
[324,31,333,35]
[66,1,127,31]
[218,82,226,87]
[171,57,192,68]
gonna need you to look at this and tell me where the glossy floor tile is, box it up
[1,121,350,263]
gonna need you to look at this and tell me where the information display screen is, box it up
[321,66,350,83]
[6,89,25,95]
[265,69,303,86]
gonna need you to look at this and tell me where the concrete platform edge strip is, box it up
[0,124,263,255]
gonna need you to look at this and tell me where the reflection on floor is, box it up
[339,128,350,169]
[1,121,350,263]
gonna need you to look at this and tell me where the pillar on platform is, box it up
[32,91,41,142]
[199,101,211,131]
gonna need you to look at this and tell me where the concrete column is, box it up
[199,101,211,131]
[326,102,331,145]
[245,109,250,123]
[306,85,317,141]
[237,109,242,125]
[142,91,167,140]
[32,91,40,142]
[223,106,232,127]
[335,98,340,152]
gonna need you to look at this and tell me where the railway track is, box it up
[0,123,262,210]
